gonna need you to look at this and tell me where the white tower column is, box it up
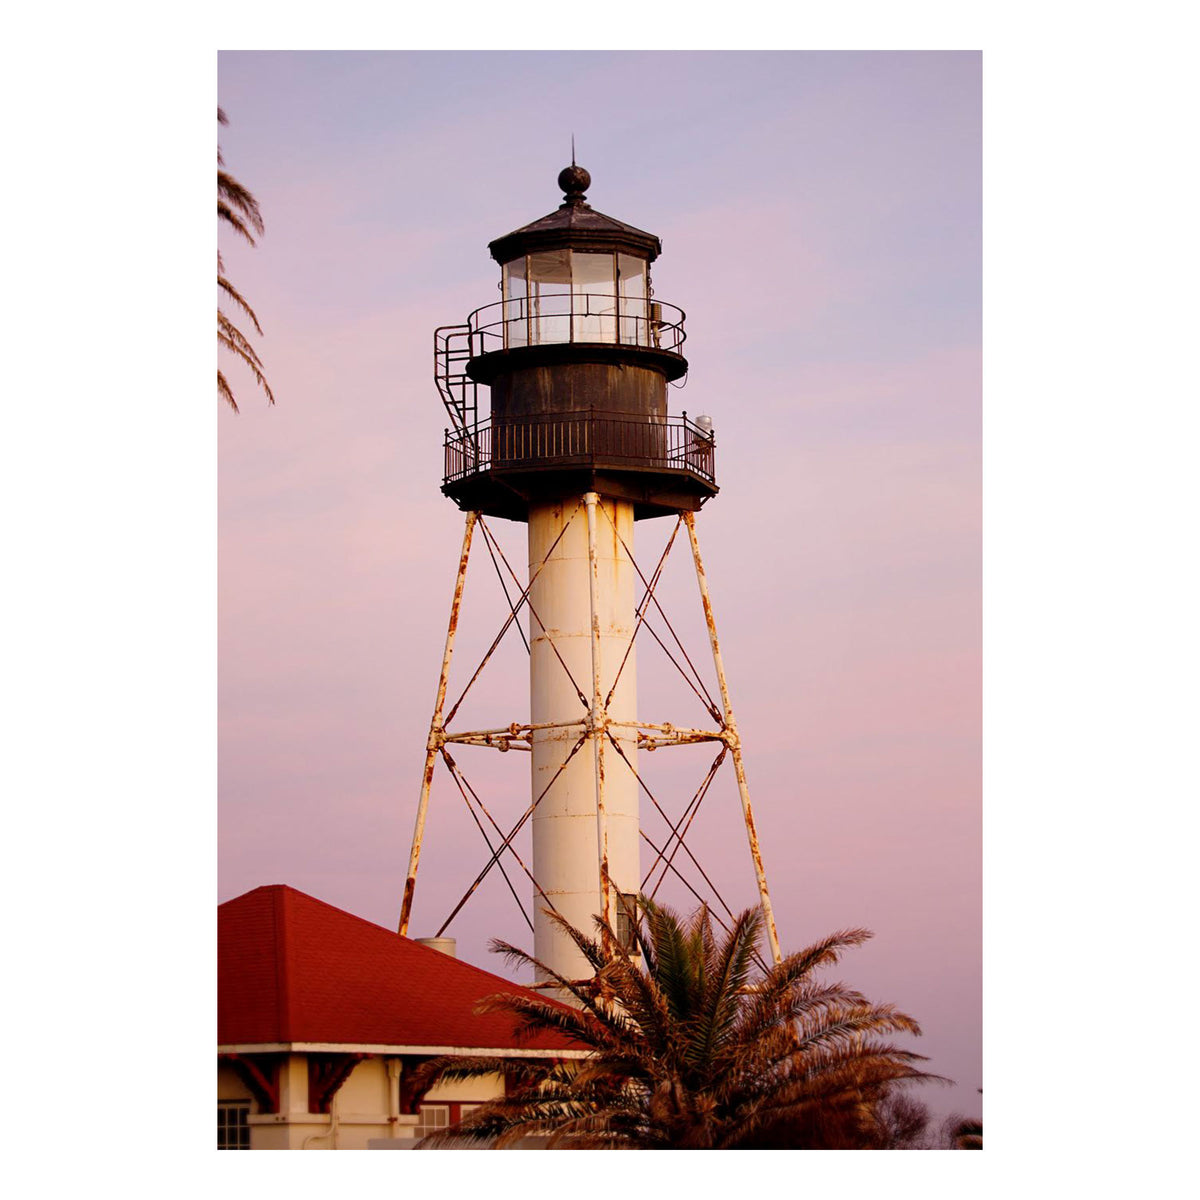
[528,494,639,983]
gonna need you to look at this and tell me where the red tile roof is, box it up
[219,885,578,1053]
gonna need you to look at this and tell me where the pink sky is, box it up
[219,51,980,1123]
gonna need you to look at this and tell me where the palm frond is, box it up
[218,313,275,406]
[217,370,238,413]
[217,108,272,411]
[218,170,263,240]
[690,906,760,1069]
[218,272,263,334]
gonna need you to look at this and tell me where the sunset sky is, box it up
[218,51,981,1120]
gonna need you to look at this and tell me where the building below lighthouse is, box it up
[217,885,583,1149]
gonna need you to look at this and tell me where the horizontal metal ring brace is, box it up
[441,720,585,739]
[435,720,734,752]
[638,733,727,751]
[610,719,729,737]
[443,736,532,752]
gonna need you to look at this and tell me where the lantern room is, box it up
[486,165,668,353]
[497,246,652,349]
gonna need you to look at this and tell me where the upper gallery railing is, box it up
[444,410,715,486]
[463,292,686,355]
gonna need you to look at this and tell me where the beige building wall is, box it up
[219,1054,507,1150]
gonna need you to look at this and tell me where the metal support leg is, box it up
[398,510,477,935]
[584,492,613,939]
[683,511,782,964]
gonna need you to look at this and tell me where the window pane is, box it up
[527,249,572,287]
[502,259,527,349]
[218,1102,250,1150]
[528,250,571,344]
[572,252,616,343]
[618,255,649,345]
[416,1104,451,1139]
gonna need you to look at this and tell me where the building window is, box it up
[615,893,639,954]
[415,1104,450,1140]
[218,1101,251,1150]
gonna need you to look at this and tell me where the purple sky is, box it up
[219,51,980,1122]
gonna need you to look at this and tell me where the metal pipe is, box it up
[584,491,613,938]
[683,511,782,965]
[398,511,476,936]
[302,1104,339,1150]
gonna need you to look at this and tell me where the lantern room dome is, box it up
[488,164,662,264]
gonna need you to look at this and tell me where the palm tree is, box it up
[414,900,939,1149]
[218,108,273,412]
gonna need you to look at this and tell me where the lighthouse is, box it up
[400,165,779,985]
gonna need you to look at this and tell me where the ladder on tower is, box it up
[434,323,480,436]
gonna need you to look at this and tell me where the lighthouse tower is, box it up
[400,165,779,985]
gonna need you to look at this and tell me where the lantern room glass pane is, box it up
[502,258,527,349]
[618,254,649,346]
[571,252,616,343]
[528,250,571,344]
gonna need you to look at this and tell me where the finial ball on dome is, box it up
[558,164,591,202]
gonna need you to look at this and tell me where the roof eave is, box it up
[219,1041,589,1059]
[488,206,661,265]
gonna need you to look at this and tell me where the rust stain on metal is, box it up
[443,748,553,914]
[605,515,681,709]
[684,511,783,965]
[445,507,586,727]
[398,877,416,935]
[441,747,532,932]
[585,491,614,937]
[435,734,588,937]
[399,511,476,936]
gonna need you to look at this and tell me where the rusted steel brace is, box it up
[683,511,783,965]
[622,721,726,750]
[604,515,682,709]
[616,720,722,736]
[636,823,737,936]
[476,516,530,654]
[639,733,723,750]
[440,748,533,932]
[442,719,582,752]
[399,511,476,936]
[584,492,613,939]
[643,746,727,897]
[444,506,586,728]
[435,734,588,937]
[475,511,592,712]
[609,720,725,750]
[440,747,553,925]
[442,737,531,752]
[599,502,722,721]
[604,729,736,927]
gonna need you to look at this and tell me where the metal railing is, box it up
[466,292,685,356]
[444,411,716,486]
